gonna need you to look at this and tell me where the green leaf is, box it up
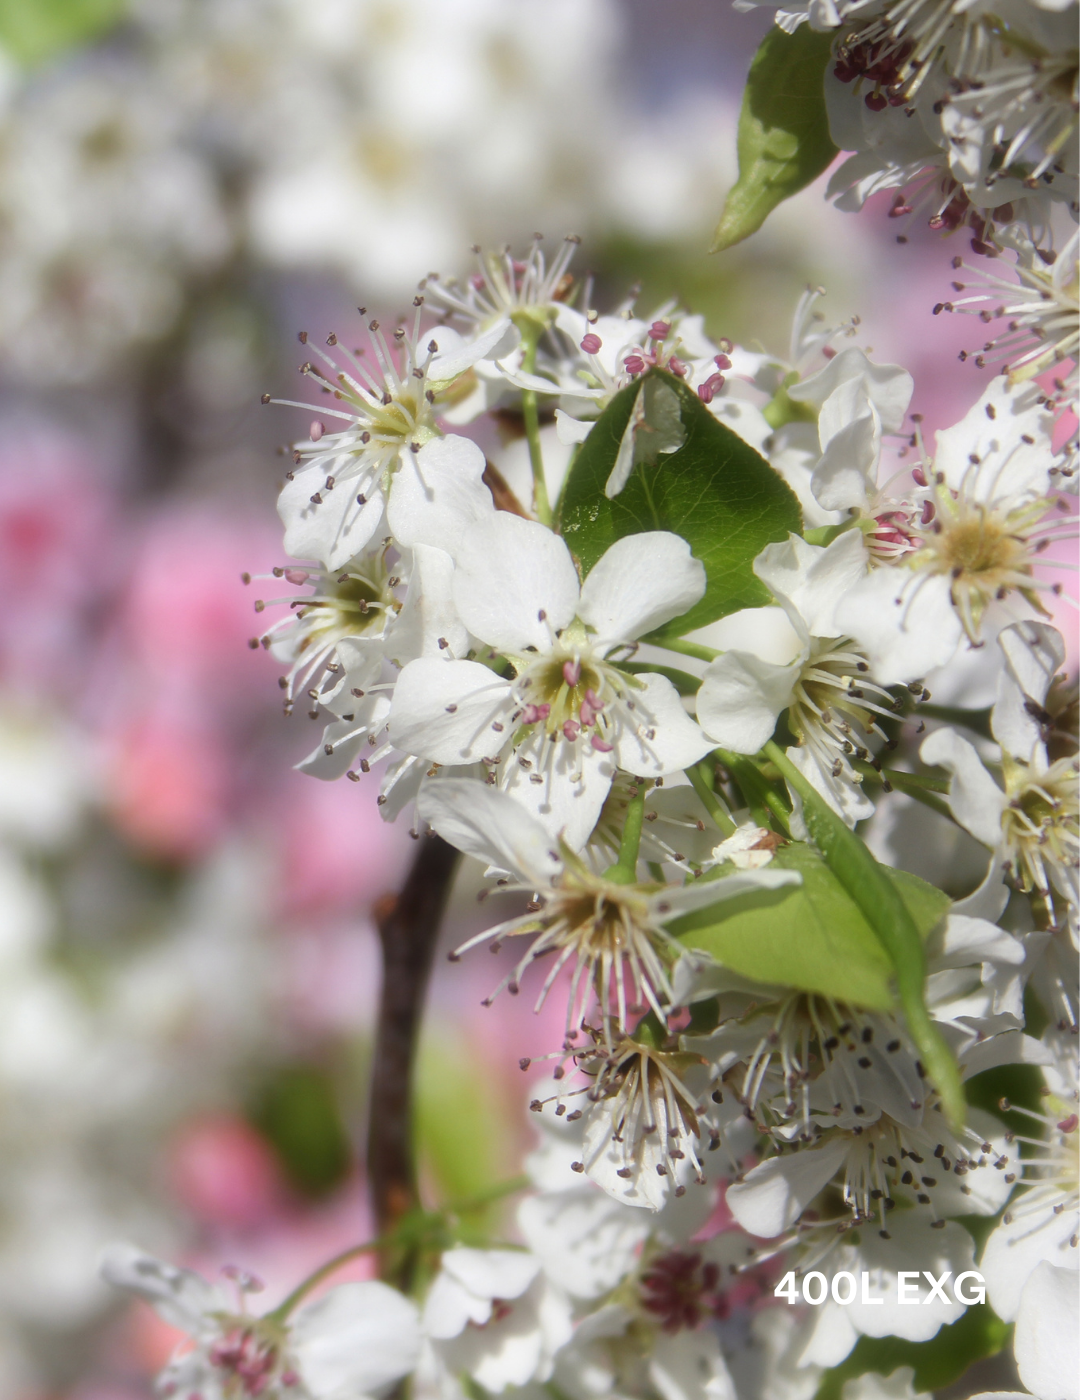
[0,0,126,66]
[712,25,839,254]
[251,1064,352,1198]
[814,1304,1011,1399]
[669,841,949,1011]
[763,740,965,1129]
[558,369,802,635]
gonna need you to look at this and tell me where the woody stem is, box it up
[368,833,460,1286]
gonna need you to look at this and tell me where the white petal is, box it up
[279,466,385,571]
[934,377,1055,503]
[650,1329,737,1400]
[787,346,913,434]
[292,1281,421,1398]
[578,533,706,647]
[296,701,389,781]
[754,530,869,639]
[386,435,494,554]
[726,1138,849,1237]
[441,1247,541,1303]
[423,1269,492,1339]
[1015,1263,1079,1400]
[427,319,515,381]
[98,1244,224,1336]
[920,728,1006,847]
[982,1193,1080,1322]
[993,622,1066,764]
[389,657,514,765]
[390,544,470,662]
[517,1191,649,1301]
[834,568,962,685]
[697,652,796,753]
[687,606,804,666]
[554,409,594,445]
[452,513,580,653]
[786,743,875,829]
[811,398,880,512]
[610,673,713,776]
[501,732,615,852]
[417,779,562,886]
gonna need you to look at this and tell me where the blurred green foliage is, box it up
[415,1030,516,1211]
[252,1063,353,1198]
[0,0,125,66]
[815,1305,1011,1399]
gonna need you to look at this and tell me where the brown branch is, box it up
[368,833,460,1275]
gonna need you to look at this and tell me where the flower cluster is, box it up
[102,235,1065,1400]
[739,0,1078,261]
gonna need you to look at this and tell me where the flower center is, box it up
[639,1250,727,1333]
[296,563,395,651]
[208,1323,288,1397]
[1000,754,1080,908]
[513,644,634,750]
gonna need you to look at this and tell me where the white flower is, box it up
[980,1039,1079,1323]
[834,376,1070,682]
[390,514,713,849]
[921,624,1078,918]
[272,318,501,570]
[944,231,1080,397]
[100,1245,421,1399]
[417,780,797,1038]
[783,346,914,514]
[1013,1261,1080,1400]
[422,1246,572,1392]
[698,530,894,828]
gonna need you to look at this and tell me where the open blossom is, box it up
[834,375,1073,682]
[389,513,713,849]
[269,312,504,570]
[698,530,899,828]
[421,1245,572,1393]
[980,1033,1079,1324]
[922,622,1079,919]
[100,1245,420,1400]
[417,780,797,1038]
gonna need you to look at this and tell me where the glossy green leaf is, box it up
[814,1304,1011,1399]
[0,0,126,65]
[712,24,839,253]
[763,740,965,1129]
[669,841,949,1011]
[558,369,802,636]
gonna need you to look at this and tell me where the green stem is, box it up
[269,1238,386,1320]
[519,324,552,527]
[607,786,646,882]
[622,660,703,696]
[446,1173,530,1215]
[686,761,737,838]
[916,703,993,739]
[714,747,791,834]
[643,635,719,663]
[762,740,964,1130]
[854,762,954,821]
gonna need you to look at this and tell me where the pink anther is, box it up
[563,720,580,741]
[649,321,671,341]
[284,568,310,585]
[697,373,725,404]
[714,353,732,370]
[590,734,614,752]
[562,659,581,687]
[624,354,647,375]
[521,703,551,725]
[1058,1114,1079,1133]
[580,333,602,354]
